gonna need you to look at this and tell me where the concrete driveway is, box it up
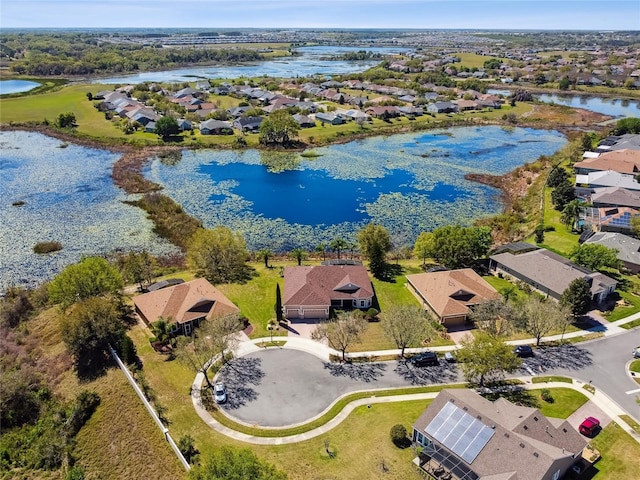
[215,348,461,427]
[567,401,612,433]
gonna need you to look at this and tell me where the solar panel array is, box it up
[425,401,495,464]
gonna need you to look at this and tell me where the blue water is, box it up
[0,131,179,290]
[487,89,640,118]
[94,45,410,84]
[0,79,41,94]
[148,126,567,251]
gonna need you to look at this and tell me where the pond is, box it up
[147,126,567,252]
[0,131,180,291]
[488,89,640,118]
[94,45,410,84]
[0,79,41,95]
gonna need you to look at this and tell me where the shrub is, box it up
[390,423,409,447]
[541,388,554,403]
[178,434,200,465]
[33,241,63,254]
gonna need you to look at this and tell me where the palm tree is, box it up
[290,248,307,266]
[560,200,583,231]
[152,317,173,346]
[330,238,348,260]
[315,243,327,262]
[258,249,273,268]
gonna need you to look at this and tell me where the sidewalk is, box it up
[191,371,640,445]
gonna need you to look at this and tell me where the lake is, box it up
[94,45,410,84]
[488,89,640,118]
[0,131,179,291]
[0,79,41,94]
[146,126,567,252]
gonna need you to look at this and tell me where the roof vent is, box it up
[533,452,539,458]
[523,425,528,430]
[534,416,539,421]
[520,443,525,448]
[504,433,510,438]
[463,406,468,411]
[476,415,482,420]
[563,428,568,433]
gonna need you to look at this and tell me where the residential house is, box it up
[589,186,640,209]
[177,119,192,131]
[595,206,640,233]
[233,116,263,132]
[291,114,315,128]
[227,106,252,118]
[397,106,424,117]
[132,278,240,336]
[283,265,374,320]
[199,119,233,135]
[406,269,501,328]
[365,106,400,118]
[574,149,640,176]
[489,242,617,303]
[427,101,458,114]
[315,112,344,125]
[454,99,480,111]
[583,231,640,273]
[412,389,587,480]
[576,170,640,191]
[173,87,199,99]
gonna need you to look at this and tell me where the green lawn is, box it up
[589,422,640,478]
[449,52,504,70]
[526,189,580,256]
[530,388,589,419]
[531,376,573,384]
[482,275,528,301]
[605,289,640,322]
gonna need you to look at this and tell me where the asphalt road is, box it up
[216,349,459,427]
[527,330,640,416]
[217,331,640,427]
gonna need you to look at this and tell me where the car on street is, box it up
[411,351,438,366]
[514,345,534,357]
[633,346,640,358]
[579,417,601,437]
[444,352,456,363]
[213,382,227,404]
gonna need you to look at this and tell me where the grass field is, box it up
[526,188,580,255]
[589,422,640,478]
[530,388,589,419]
[448,52,504,70]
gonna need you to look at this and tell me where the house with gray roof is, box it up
[199,119,233,135]
[589,186,640,209]
[315,112,344,125]
[489,243,617,303]
[576,170,640,191]
[412,389,587,480]
[427,101,458,114]
[232,116,263,132]
[584,231,640,273]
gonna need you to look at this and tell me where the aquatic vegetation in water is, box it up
[148,126,566,251]
[0,131,179,290]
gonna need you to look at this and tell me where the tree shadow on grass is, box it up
[217,356,265,410]
[376,263,404,283]
[393,360,459,386]
[479,384,539,408]
[323,362,387,383]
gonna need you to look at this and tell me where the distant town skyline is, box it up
[2,0,639,31]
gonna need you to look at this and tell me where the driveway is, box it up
[566,401,612,433]
[215,349,461,427]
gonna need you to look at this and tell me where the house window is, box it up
[360,300,366,307]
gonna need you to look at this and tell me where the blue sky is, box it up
[2,0,639,30]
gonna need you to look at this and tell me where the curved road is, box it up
[215,330,640,427]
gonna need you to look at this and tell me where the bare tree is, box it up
[312,311,367,361]
[519,296,569,346]
[470,298,515,338]
[380,304,435,358]
[175,313,244,390]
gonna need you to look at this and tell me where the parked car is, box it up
[633,346,640,358]
[214,382,227,404]
[514,345,534,357]
[411,351,438,366]
[444,352,456,363]
[579,417,601,437]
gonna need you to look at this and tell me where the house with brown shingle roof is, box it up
[283,265,374,320]
[132,278,240,336]
[574,149,640,176]
[406,269,500,328]
[412,389,587,480]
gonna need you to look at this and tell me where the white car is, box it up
[214,382,227,404]
[633,346,640,359]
